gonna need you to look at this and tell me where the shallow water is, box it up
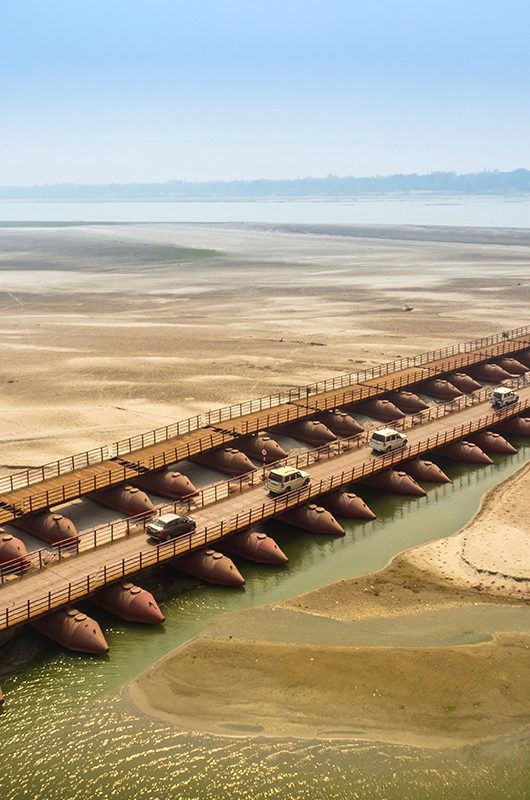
[1,442,529,799]
[1,196,530,227]
[204,603,530,648]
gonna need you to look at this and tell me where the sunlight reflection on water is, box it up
[1,443,529,799]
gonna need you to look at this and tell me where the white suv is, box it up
[369,427,408,455]
[491,386,519,410]
[266,466,310,495]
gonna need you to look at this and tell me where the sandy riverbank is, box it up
[1,222,529,470]
[129,462,530,747]
[283,462,530,617]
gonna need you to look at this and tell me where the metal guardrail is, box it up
[1,392,529,631]
[0,362,501,522]
[0,325,528,498]
[202,325,530,423]
[0,374,530,600]
[1,374,528,582]
[0,366,446,524]
[0,414,202,494]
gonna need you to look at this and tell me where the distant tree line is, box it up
[1,169,529,199]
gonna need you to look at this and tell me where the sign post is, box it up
[261,448,268,480]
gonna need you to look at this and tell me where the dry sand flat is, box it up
[407,461,530,599]
[129,463,530,747]
[0,222,529,469]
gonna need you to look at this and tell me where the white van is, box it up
[265,466,310,495]
[369,427,408,455]
[491,386,519,410]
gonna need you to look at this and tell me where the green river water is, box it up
[1,444,529,800]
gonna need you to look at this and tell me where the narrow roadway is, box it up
[0,335,529,524]
[1,385,529,629]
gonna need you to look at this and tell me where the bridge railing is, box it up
[246,374,530,473]
[0,325,529,497]
[0,362,473,519]
[2,424,244,520]
[0,414,202,495]
[203,325,530,423]
[2,375,529,587]
[3,374,529,578]
[1,390,529,630]
[0,370,424,519]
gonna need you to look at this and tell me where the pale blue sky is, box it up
[1,0,529,183]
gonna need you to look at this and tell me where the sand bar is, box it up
[129,463,530,747]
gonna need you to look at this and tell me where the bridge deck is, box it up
[1,384,529,630]
[0,336,528,525]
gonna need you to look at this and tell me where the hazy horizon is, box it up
[1,168,529,197]
[2,1,529,185]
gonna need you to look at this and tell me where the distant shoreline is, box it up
[1,166,529,200]
[1,191,530,202]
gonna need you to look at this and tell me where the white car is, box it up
[266,466,310,495]
[491,386,519,410]
[369,427,408,455]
